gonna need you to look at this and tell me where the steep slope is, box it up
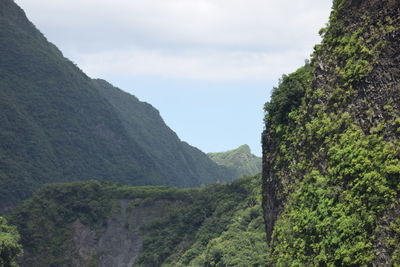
[0,0,234,211]
[262,0,400,265]
[93,79,235,187]
[9,176,266,267]
[208,145,262,177]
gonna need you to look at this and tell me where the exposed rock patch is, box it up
[66,199,179,267]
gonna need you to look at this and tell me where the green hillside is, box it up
[208,145,262,177]
[0,0,234,211]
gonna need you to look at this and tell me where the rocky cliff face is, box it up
[63,200,179,267]
[262,0,400,265]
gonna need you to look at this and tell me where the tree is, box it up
[0,216,22,267]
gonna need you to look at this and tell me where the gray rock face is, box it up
[65,199,179,267]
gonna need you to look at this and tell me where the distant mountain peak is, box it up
[208,145,262,177]
[236,144,251,153]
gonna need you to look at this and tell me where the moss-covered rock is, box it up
[262,0,400,265]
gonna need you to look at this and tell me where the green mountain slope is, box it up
[9,175,266,267]
[93,79,235,187]
[0,0,234,211]
[208,145,262,177]
[262,0,400,265]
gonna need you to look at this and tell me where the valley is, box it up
[1,0,399,266]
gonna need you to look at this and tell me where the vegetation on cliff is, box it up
[9,181,188,266]
[136,175,266,266]
[262,0,400,265]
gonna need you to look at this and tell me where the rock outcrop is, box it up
[64,200,179,267]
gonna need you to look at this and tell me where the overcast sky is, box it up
[15,0,332,156]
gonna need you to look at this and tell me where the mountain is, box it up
[92,79,235,187]
[0,0,234,212]
[208,145,262,177]
[9,175,266,266]
[262,0,400,265]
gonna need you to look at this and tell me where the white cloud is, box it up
[78,47,309,80]
[15,0,332,81]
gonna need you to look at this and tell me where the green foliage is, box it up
[181,176,267,267]
[0,217,22,267]
[271,126,399,265]
[264,63,312,128]
[208,145,262,178]
[201,205,267,267]
[314,1,397,89]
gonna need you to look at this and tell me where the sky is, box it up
[15,0,333,156]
